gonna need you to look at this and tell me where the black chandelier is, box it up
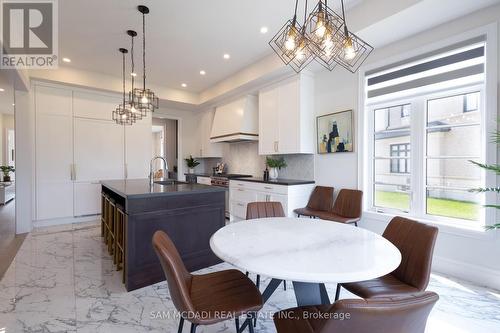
[112,48,135,125]
[130,5,159,113]
[270,0,373,73]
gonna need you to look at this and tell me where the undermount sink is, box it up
[154,180,188,186]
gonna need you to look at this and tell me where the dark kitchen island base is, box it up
[101,179,226,291]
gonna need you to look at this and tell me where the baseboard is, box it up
[33,215,100,228]
[433,255,500,291]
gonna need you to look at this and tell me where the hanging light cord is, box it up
[122,51,126,109]
[340,0,349,36]
[130,34,135,94]
[303,0,308,24]
[292,0,299,24]
[142,11,146,90]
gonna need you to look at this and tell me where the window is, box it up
[390,144,410,174]
[365,38,488,227]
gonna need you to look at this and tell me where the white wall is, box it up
[313,4,500,289]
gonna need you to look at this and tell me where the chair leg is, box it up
[177,317,184,333]
[248,314,255,333]
[354,222,358,227]
[256,274,260,289]
[190,323,197,333]
[335,284,341,301]
[235,317,240,333]
[283,280,287,290]
[246,271,249,277]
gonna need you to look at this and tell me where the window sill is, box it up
[362,210,495,240]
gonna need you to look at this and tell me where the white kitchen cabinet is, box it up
[73,90,121,121]
[197,176,212,185]
[35,85,75,220]
[197,109,223,158]
[258,74,314,155]
[125,114,153,179]
[74,182,101,216]
[229,180,314,221]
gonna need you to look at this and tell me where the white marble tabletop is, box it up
[210,217,401,284]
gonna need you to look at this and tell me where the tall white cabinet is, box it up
[258,74,314,155]
[35,83,152,221]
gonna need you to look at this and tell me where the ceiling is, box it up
[58,0,360,93]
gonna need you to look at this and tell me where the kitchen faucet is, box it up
[149,156,168,187]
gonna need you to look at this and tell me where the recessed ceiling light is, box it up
[0,88,4,92]
[199,70,206,75]
[12,103,15,106]
[62,57,71,63]
[223,53,231,60]
[260,26,268,34]
[130,72,137,77]
[181,83,187,88]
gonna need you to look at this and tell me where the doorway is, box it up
[152,117,178,179]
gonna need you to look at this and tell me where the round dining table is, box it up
[210,217,401,307]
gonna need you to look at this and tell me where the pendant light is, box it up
[127,29,145,121]
[113,48,135,125]
[269,0,315,73]
[333,0,373,73]
[131,5,159,113]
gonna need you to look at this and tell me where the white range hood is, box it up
[210,95,259,143]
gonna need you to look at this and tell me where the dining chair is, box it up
[318,189,363,226]
[152,231,262,333]
[273,291,439,333]
[294,186,334,218]
[246,201,287,290]
[336,216,438,300]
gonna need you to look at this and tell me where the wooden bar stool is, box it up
[101,193,107,239]
[106,198,116,256]
[115,205,126,281]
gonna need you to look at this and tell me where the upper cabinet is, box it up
[196,109,223,158]
[258,74,314,155]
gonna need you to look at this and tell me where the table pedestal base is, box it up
[262,278,332,307]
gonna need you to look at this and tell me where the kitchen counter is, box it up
[101,179,224,199]
[101,179,225,291]
[232,177,315,186]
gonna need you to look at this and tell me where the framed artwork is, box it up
[317,110,354,154]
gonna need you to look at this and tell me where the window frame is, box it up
[390,143,410,174]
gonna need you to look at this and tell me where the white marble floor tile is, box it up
[0,223,499,333]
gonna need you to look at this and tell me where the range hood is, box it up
[210,95,259,143]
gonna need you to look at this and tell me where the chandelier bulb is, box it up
[344,36,356,60]
[141,96,149,104]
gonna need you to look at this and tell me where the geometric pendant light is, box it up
[130,5,159,113]
[112,48,135,126]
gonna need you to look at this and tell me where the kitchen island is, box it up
[101,179,226,291]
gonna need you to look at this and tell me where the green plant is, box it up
[469,130,500,230]
[266,157,287,169]
[184,155,200,168]
[0,166,14,177]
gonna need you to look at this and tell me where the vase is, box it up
[188,168,195,174]
[269,168,279,180]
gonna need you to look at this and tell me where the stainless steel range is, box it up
[210,174,252,219]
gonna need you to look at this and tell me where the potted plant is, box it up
[0,166,14,182]
[184,155,200,174]
[266,157,287,180]
[470,128,500,230]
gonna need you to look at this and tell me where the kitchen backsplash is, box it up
[198,142,314,180]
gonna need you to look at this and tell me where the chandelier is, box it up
[112,48,135,125]
[130,5,159,113]
[270,0,373,73]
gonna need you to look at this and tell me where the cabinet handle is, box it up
[70,164,74,180]
[266,195,270,202]
[238,189,244,192]
[237,183,245,186]
[237,203,244,207]
[264,186,273,190]
[124,164,128,179]
[70,164,76,181]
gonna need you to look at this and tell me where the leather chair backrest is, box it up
[152,231,195,315]
[320,292,439,333]
[383,217,438,291]
[307,186,334,211]
[332,189,363,218]
[246,202,285,219]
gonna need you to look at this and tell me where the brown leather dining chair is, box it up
[152,231,263,333]
[336,216,438,300]
[294,186,334,218]
[273,291,439,333]
[246,202,288,290]
[318,189,363,226]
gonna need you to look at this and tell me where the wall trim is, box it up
[33,215,99,228]
[432,255,500,291]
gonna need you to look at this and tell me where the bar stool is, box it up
[115,204,126,283]
[101,193,107,239]
[106,198,116,256]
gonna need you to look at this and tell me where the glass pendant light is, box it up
[113,48,135,125]
[131,5,159,113]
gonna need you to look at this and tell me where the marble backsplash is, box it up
[199,141,314,180]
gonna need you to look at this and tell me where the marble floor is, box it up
[0,222,499,333]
